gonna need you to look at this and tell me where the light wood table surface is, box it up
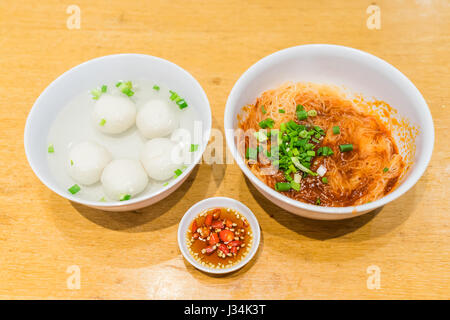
[0,0,449,299]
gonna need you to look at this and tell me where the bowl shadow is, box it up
[243,174,423,242]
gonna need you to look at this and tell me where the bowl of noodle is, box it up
[224,44,434,220]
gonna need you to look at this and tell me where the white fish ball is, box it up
[136,99,179,139]
[92,94,137,134]
[101,159,148,200]
[140,138,183,181]
[68,141,112,185]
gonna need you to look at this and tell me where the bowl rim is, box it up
[177,197,261,274]
[24,53,212,208]
[224,44,434,215]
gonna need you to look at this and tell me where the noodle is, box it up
[237,82,405,207]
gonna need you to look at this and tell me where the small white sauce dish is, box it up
[177,197,261,274]
[24,54,211,211]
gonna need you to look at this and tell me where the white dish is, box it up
[25,54,211,211]
[224,44,434,220]
[177,197,261,274]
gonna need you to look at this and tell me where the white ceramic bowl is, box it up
[25,54,211,211]
[177,197,261,274]
[225,44,434,220]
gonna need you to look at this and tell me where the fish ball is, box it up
[140,138,183,181]
[68,141,112,185]
[136,99,179,139]
[101,159,148,200]
[92,94,137,134]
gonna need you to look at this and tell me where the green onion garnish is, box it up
[307,110,317,117]
[290,180,300,191]
[246,147,258,160]
[258,118,275,129]
[48,144,54,153]
[99,197,106,202]
[383,167,389,173]
[70,160,74,166]
[291,157,318,176]
[275,182,291,192]
[120,194,131,201]
[315,198,321,205]
[279,109,285,113]
[322,177,328,184]
[91,89,101,100]
[296,110,308,121]
[99,118,106,126]
[254,131,268,142]
[190,144,199,152]
[117,81,134,97]
[261,105,267,114]
[169,90,188,109]
[332,126,340,134]
[163,182,169,186]
[339,144,353,152]
[101,85,107,93]
[153,85,160,91]
[68,184,80,194]
[174,169,183,177]
[317,146,334,156]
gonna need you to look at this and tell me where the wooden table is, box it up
[0,0,448,299]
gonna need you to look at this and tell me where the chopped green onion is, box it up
[332,126,340,134]
[254,131,268,142]
[176,99,188,109]
[306,150,315,157]
[339,144,353,152]
[174,169,183,177]
[258,118,275,129]
[307,110,317,117]
[296,110,308,121]
[279,109,285,113]
[190,144,199,152]
[169,90,188,109]
[291,157,317,176]
[101,85,107,93]
[299,130,308,138]
[70,160,74,166]
[91,89,101,100]
[317,146,334,156]
[296,105,304,111]
[275,182,291,192]
[153,85,160,91]
[290,180,300,191]
[120,194,131,201]
[261,105,267,114]
[68,184,80,194]
[117,81,134,97]
[163,182,169,186]
[99,118,106,126]
[322,177,328,184]
[383,167,389,173]
[48,144,54,153]
[99,197,106,202]
[246,147,258,160]
[315,198,321,205]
